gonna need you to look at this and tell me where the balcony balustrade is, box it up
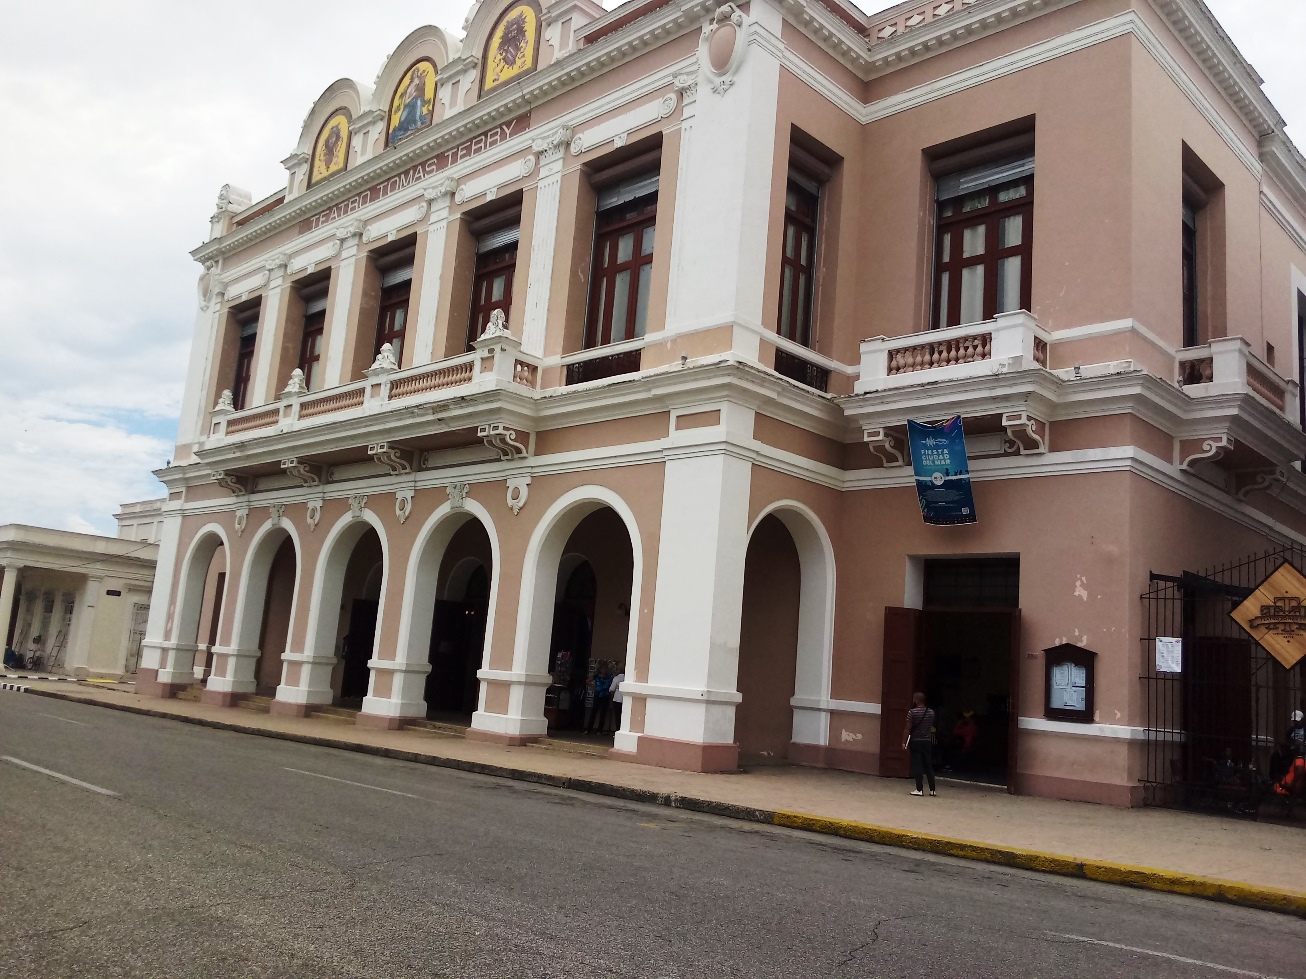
[1176,337,1299,421]
[208,330,542,443]
[856,310,1049,394]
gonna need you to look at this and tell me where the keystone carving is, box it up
[395,489,415,524]
[306,499,323,532]
[281,458,323,488]
[478,422,529,461]
[863,428,905,467]
[212,471,249,496]
[368,442,413,476]
[268,503,285,526]
[447,482,469,511]
[348,495,369,519]
[1002,411,1048,455]
[506,475,531,515]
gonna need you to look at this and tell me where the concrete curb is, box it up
[25,687,1306,919]
[1,682,30,693]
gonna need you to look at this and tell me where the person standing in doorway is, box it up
[587,662,612,734]
[901,692,937,797]
[608,668,625,732]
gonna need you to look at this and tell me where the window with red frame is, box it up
[585,188,657,348]
[778,175,820,348]
[467,223,520,348]
[231,313,259,410]
[933,160,1033,330]
[374,281,411,366]
[298,307,326,390]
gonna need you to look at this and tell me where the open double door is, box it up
[879,606,1023,793]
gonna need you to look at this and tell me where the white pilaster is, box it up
[250,255,290,406]
[664,1,782,340]
[641,411,754,748]
[176,285,225,448]
[0,564,19,650]
[411,179,458,365]
[322,221,365,387]
[206,645,261,695]
[139,506,183,673]
[63,576,101,674]
[520,127,571,356]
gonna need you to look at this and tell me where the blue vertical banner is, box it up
[907,416,977,526]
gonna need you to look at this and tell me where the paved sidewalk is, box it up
[9,680,1305,906]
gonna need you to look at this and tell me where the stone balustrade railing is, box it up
[1177,336,1298,420]
[208,330,541,441]
[856,310,1049,394]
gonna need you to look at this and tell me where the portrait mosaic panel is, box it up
[388,59,437,146]
[311,111,351,185]
[482,1,540,94]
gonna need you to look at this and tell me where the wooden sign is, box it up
[1229,561,1306,669]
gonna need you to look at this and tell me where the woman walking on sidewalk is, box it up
[902,692,937,797]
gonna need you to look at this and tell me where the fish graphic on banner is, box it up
[907,416,977,526]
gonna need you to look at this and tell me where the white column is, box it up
[634,408,754,754]
[411,179,458,365]
[520,127,571,356]
[139,507,183,674]
[664,0,782,352]
[250,254,290,405]
[0,564,20,650]
[64,576,101,674]
[322,220,365,387]
[175,286,225,448]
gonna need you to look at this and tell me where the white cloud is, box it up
[0,0,1299,535]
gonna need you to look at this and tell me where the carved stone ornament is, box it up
[506,475,531,515]
[1001,411,1048,455]
[478,422,529,461]
[268,503,286,526]
[214,390,235,414]
[264,251,292,275]
[368,441,413,476]
[281,458,323,488]
[348,495,369,519]
[234,506,249,537]
[282,369,308,397]
[447,482,469,511]
[212,471,249,496]
[531,126,573,163]
[369,342,400,373]
[673,72,698,102]
[423,176,460,208]
[336,218,366,242]
[479,308,511,340]
[863,428,905,467]
[1179,434,1234,473]
[306,499,323,532]
[699,3,747,96]
[1235,467,1288,502]
[395,489,415,524]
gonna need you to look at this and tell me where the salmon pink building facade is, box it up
[140,0,1306,806]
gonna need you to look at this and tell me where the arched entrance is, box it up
[735,504,836,766]
[736,515,802,764]
[335,528,384,705]
[207,521,299,704]
[161,526,229,689]
[423,520,493,720]
[542,508,634,742]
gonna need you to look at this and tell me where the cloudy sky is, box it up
[0,0,1300,535]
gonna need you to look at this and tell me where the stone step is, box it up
[308,711,357,725]
[530,737,612,758]
[403,720,466,737]
[236,697,271,713]
[311,705,359,718]
[174,686,203,703]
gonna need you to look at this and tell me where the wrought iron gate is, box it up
[1140,546,1306,814]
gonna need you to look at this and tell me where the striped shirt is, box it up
[906,706,935,742]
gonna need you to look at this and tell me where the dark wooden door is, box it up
[1006,608,1023,795]
[341,599,378,701]
[880,607,923,778]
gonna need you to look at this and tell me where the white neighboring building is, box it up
[1,517,159,678]
[115,498,167,543]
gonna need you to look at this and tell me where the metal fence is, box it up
[1140,547,1306,815]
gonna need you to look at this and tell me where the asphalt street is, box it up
[0,692,1302,979]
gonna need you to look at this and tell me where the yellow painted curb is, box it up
[772,810,1306,917]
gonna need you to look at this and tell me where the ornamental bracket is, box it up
[212,471,249,496]
[863,427,905,467]
[281,458,323,488]
[368,442,413,476]
[478,423,530,461]
[1002,411,1048,455]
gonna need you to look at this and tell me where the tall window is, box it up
[1182,203,1199,348]
[232,312,259,410]
[933,157,1034,330]
[586,172,658,348]
[467,223,520,348]
[778,173,819,348]
[373,257,413,365]
[298,290,327,390]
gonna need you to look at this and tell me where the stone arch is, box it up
[394,499,501,674]
[301,507,390,667]
[293,78,371,159]
[444,555,487,601]
[172,524,230,650]
[745,500,837,749]
[472,487,643,742]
